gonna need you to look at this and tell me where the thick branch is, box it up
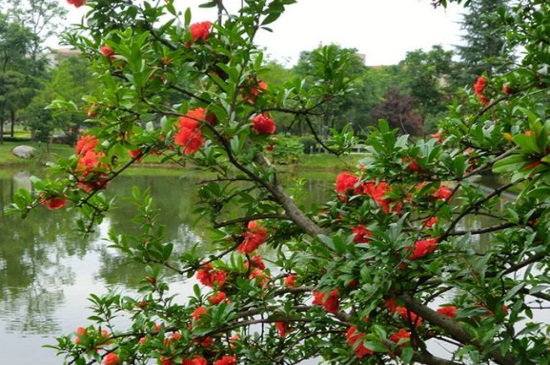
[400,294,517,365]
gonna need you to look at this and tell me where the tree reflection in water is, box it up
[0,168,334,364]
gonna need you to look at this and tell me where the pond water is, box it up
[0,168,333,365]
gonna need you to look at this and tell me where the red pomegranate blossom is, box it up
[66,0,85,8]
[40,194,68,210]
[408,237,439,260]
[352,224,373,243]
[182,357,208,365]
[76,135,99,155]
[395,306,423,327]
[103,353,120,365]
[284,274,297,287]
[433,185,452,201]
[174,108,206,155]
[437,305,457,318]
[251,113,276,135]
[335,172,360,199]
[346,326,373,358]
[213,355,237,365]
[389,328,411,346]
[237,220,268,254]
[196,263,227,288]
[473,76,489,105]
[362,180,399,214]
[243,78,268,104]
[192,306,207,322]
[208,291,227,304]
[275,321,287,337]
[312,290,339,313]
[189,21,212,43]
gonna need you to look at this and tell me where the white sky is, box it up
[59,0,466,66]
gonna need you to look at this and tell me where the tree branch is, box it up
[400,294,518,365]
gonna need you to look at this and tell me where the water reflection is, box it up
[0,168,512,365]
[0,168,332,364]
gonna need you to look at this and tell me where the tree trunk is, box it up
[0,118,4,145]
[10,110,15,137]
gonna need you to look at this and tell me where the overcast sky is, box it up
[60,0,466,66]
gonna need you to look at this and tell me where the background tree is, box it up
[22,55,97,143]
[0,14,39,143]
[400,46,458,121]
[369,86,424,135]
[0,0,67,59]
[293,44,367,137]
[455,0,514,83]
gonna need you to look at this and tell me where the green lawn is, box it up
[0,141,74,166]
[0,140,364,175]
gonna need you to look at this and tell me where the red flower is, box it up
[346,326,373,358]
[362,180,397,213]
[100,45,115,57]
[408,238,439,260]
[40,194,67,210]
[194,336,213,347]
[192,306,207,322]
[66,0,85,8]
[352,224,372,243]
[431,131,443,143]
[249,254,266,270]
[312,290,339,313]
[403,157,420,172]
[275,321,287,337]
[473,76,489,105]
[174,108,206,155]
[335,172,360,198]
[179,108,206,128]
[77,150,107,178]
[208,291,227,304]
[284,274,297,287]
[473,76,486,95]
[175,128,203,155]
[196,263,226,287]
[437,306,457,318]
[128,149,143,161]
[76,135,99,155]
[189,21,212,43]
[424,216,438,228]
[248,268,269,286]
[389,328,410,346]
[395,306,423,327]
[251,114,276,135]
[103,353,120,365]
[384,297,398,312]
[433,186,452,201]
[182,357,208,365]
[161,357,173,365]
[238,221,268,254]
[243,78,268,104]
[213,355,237,365]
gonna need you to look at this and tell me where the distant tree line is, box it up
[0,0,513,145]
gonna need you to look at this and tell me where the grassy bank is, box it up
[1,140,364,173]
[0,141,74,166]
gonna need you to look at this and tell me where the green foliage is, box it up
[9,0,550,365]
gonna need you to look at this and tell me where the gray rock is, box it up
[12,145,36,159]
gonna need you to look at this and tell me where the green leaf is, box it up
[513,134,541,154]
[492,155,527,173]
[401,347,414,364]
